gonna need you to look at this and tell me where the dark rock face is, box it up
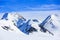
[1,26,14,31]
[1,26,10,30]
[27,27,37,33]
[39,15,51,33]
[39,15,55,35]
[1,13,8,20]
[15,19,37,35]
[33,19,39,22]
[39,24,47,32]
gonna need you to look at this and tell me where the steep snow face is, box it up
[0,19,25,35]
[9,13,26,27]
[40,14,60,35]
[1,13,26,21]
[0,13,37,35]
[7,13,26,21]
[30,19,40,31]
[1,13,8,20]
[0,13,26,33]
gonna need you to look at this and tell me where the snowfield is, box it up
[0,11,60,40]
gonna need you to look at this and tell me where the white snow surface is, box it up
[0,13,60,40]
[44,14,60,34]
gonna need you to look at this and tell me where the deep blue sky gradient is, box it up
[0,0,60,5]
[0,0,60,12]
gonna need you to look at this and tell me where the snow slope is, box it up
[0,13,60,40]
[39,14,60,35]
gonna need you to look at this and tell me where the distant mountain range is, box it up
[0,13,60,36]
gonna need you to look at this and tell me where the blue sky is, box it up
[0,0,60,12]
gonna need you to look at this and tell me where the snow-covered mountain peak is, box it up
[1,13,26,21]
[8,13,25,21]
[39,14,60,35]
[0,13,37,35]
[0,13,60,40]
[0,13,26,33]
[50,14,59,20]
[1,13,26,26]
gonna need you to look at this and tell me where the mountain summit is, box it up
[39,14,60,35]
[1,13,60,35]
[0,13,37,35]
